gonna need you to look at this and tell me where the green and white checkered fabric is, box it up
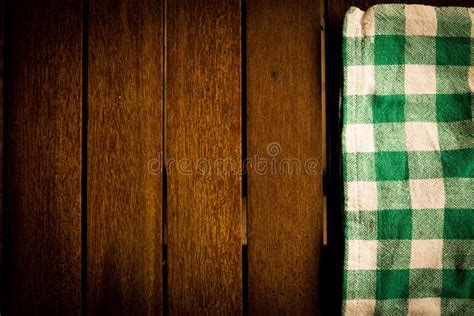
[342,4,474,315]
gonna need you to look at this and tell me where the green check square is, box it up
[375,36,405,65]
[344,37,375,66]
[375,299,408,316]
[443,240,474,269]
[408,151,443,179]
[374,4,405,35]
[377,240,411,270]
[437,66,471,94]
[377,180,411,210]
[376,269,410,299]
[344,211,378,240]
[472,38,474,65]
[442,269,474,299]
[373,95,405,123]
[436,7,472,37]
[375,66,405,95]
[374,123,407,152]
[409,269,443,298]
[343,182,349,212]
[441,148,474,178]
[378,209,412,240]
[436,94,472,122]
[375,151,408,181]
[404,94,437,122]
[444,208,474,240]
[344,152,376,181]
[343,68,349,95]
[405,36,436,65]
[412,209,444,239]
[445,178,474,209]
[343,95,373,124]
[438,121,474,151]
[441,298,474,315]
[344,270,377,299]
[436,37,471,66]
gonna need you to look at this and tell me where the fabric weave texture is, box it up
[342,4,473,315]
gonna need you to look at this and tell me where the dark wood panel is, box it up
[166,0,242,313]
[87,0,163,314]
[4,0,82,313]
[247,0,323,313]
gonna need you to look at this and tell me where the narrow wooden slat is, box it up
[247,0,322,313]
[166,0,242,313]
[4,0,82,313]
[87,0,163,313]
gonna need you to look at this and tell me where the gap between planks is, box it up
[321,0,328,246]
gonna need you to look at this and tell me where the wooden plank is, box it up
[323,1,474,313]
[166,0,242,313]
[4,0,82,313]
[247,0,322,313]
[87,0,163,314]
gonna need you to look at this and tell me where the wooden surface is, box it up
[87,0,163,314]
[247,0,323,313]
[4,0,83,313]
[166,0,242,313]
[11,0,474,313]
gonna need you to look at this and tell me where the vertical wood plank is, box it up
[87,0,163,313]
[4,0,82,313]
[247,0,322,313]
[166,0,242,313]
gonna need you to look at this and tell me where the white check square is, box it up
[410,179,445,209]
[344,299,376,315]
[405,122,440,151]
[348,181,378,211]
[345,124,375,153]
[470,8,474,37]
[345,7,375,37]
[469,67,474,92]
[408,298,441,315]
[347,65,375,96]
[405,5,437,36]
[347,240,378,270]
[411,239,443,269]
[405,65,436,95]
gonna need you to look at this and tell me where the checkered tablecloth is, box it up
[342,4,473,315]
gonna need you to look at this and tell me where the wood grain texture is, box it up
[166,0,242,313]
[87,0,163,314]
[4,0,82,313]
[247,0,322,313]
[323,1,474,313]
